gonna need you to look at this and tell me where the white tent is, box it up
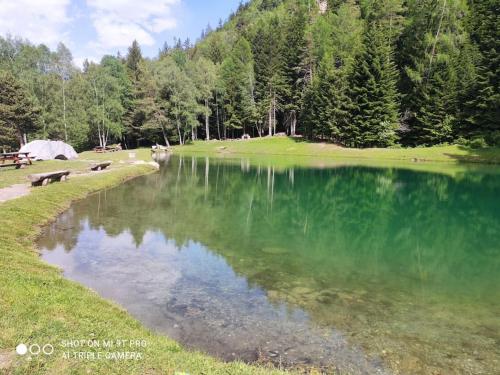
[19,140,78,161]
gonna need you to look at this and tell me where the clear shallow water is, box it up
[38,155,500,374]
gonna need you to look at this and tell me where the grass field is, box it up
[172,137,500,164]
[0,149,154,189]
[0,152,287,375]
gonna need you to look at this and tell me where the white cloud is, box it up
[87,0,179,49]
[0,0,71,47]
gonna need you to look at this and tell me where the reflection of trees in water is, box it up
[46,155,500,298]
[38,208,83,252]
[42,156,500,374]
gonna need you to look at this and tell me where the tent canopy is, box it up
[19,140,78,161]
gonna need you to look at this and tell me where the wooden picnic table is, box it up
[94,145,122,153]
[0,152,32,168]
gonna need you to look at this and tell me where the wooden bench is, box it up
[89,161,112,171]
[28,170,70,187]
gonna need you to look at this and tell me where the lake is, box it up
[38,154,500,374]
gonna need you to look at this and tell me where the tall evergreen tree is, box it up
[399,0,469,145]
[252,15,287,136]
[126,40,143,81]
[281,2,308,135]
[221,37,257,137]
[0,71,39,148]
[54,42,74,142]
[124,40,144,147]
[463,0,500,144]
[190,57,217,140]
[350,24,399,147]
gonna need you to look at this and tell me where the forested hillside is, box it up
[0,0,498,151]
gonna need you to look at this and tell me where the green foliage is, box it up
[0,0,497,150]
[221,37,257,135]
[350,23,399,147]
[84,56,130,148]
[462,0,500,143]
[399,0,472,146]
[300,56,352,142]
[252,15,288,136]
[0,70,39,148]
[126,40,143,80]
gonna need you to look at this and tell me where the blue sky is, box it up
[0,0,242,66]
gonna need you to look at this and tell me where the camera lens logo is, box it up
[16,343,54,356]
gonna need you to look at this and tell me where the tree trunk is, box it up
[92,81,102,147]
[62,79,68,142]
[268,105,272,137]
[273,95,277,135]
[215,93,221,140]
[101,92,107,148]
[161,123,171,147]
[291,111,297,136]
[176,113,183,145]
[427,0,447,80]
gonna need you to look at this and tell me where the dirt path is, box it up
[0,184,30,203]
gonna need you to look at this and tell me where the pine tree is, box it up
[124,41,144,147]
[299,56,352,142]
[126,40,143,81]
[322,62,352,143]
[252,15,287,136]
[464,0,500,144]
[190,57,217,140]
[133,60,174,147]
[221,37,256,136]
[281,2,307,135]
[0,71,39,148]
[299,81,319,140]
[399,0,469,145]
[54,42,74,142]
[350,24,399,147]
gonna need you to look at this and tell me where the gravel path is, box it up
[0,184,30,203]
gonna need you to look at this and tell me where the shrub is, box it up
[486,131,500,146]
[469,137,488,149]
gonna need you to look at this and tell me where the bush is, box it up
[469,137,488,149]
[486,131,500,146]
[455,137,468,146]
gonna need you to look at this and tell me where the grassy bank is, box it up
[0,149,153,189]
[0,156,286,374]
[173,137,500,165]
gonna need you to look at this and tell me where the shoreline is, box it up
[0,162,285,375]
[172,137,500,166]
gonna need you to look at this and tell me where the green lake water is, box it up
[38,155,500,374]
